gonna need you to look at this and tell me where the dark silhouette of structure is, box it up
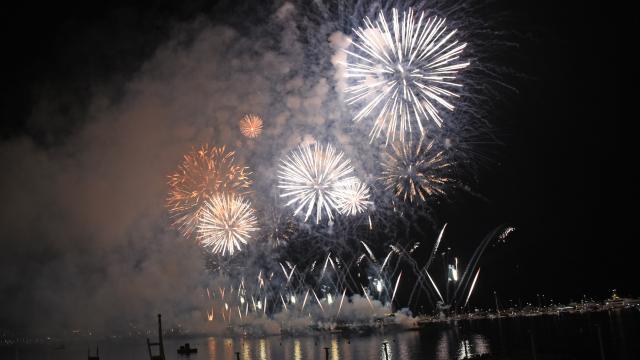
[147,314,165,360]
[88,346,99,360]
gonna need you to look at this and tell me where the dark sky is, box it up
[1,0,635,334]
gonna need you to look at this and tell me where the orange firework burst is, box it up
[167,145,252,237]
[239,114,263,138]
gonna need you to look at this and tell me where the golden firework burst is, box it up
[167,145,252,237]
[197,194,259,256]
[380,137,450,203]
[239,114,263,138]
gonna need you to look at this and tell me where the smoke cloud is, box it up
[1,0,506,336]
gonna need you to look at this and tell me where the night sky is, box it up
[1,0,634,335]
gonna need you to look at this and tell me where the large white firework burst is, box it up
[278,143,356,223]
[197,194,259,256]
[344,8,469,144]
[381,136,451,203]
[334,179,372,216]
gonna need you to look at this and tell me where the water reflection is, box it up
[436,329,490,360]
[207,337,216,360]
[293,339,301,360]
[380,341,391,360]
[258,338,267,360]
[7,311,639,360]
[331,336,339,360]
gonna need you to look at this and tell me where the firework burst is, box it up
[239,114,264,138]
[344,8,469,144]
[278,143,356,223]
[197,194,259,256]
[380,136,451,203]
[335,179,372,216]
[167,145,252,237]
[262,205,297,248]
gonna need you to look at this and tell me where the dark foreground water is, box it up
[2,309,638,360]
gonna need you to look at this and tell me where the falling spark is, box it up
[426,270,444,302]
[381,136,450,203]
[167,145,251,237]
[197,194,259,256]
[391,272,402,304]
[239,114,264,138]
[380,251,393,272]
[278,143,356,223]
[361,285,375,310]
[337,289,347,317]
[321,253,331,279]
[361,241,377,262]
[301,289,310,311]
[344,8,469,144]
[312,290,325,313]
[464,268,481,307]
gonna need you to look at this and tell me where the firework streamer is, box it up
[361,285,375,311]
[391,271,402,306]
[337,288,347,317]
[463,268,481,308]
[408,223,448,305]
[425,271,444,302]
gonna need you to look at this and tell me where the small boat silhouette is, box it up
[177,343,198,355]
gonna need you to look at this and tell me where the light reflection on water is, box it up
[5,311,638,359]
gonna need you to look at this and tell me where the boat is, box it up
[177,343,198,355]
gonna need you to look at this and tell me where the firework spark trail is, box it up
[239,114,264,138]
[337,288,347,317]
[361,241,377,262]
[301,289,310,312]
[380,250,393,272]
[426,270,444,302]
[464,267,481,307]
[167,145,251,237]
[344,8,469,144]
[407,224,448,306]
[361,285,375,310]
[320,253,331,279]
[278,143,357,223]
[391,271,402,306]
[381,136,451,203]
[312,289,325,313]
[197,194,259,256]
